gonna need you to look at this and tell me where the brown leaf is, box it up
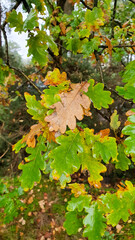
[45,82,91,133]
[105,37,113,55]
[60,22,66,35]
[126,110,135,116]
[22,123,42,148]
[27,196,34,204]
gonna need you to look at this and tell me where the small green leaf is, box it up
[27,32,48,66]
[13,137,27,153]
[110,110,121,131]
[24,93,47,121]
[82,37,100,56]
[6,10,23,32]
[100,186,135,226]
[93,136,117,164]
[42,82,69,108]
[115,144,131,171]
[83,202,106,240]
[79,147,106,187]
[67,195,92,212]
[23,9,38,31]
[85,79,113,110]
[116,60,135,102]
[18,136,47,190]
[50,129,83,186]
[122,113,135,155]
[64,211,83,235]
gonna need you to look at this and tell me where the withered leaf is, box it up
[45,82,91,133]
[22,123,42,148]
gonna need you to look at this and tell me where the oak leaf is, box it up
[22,123,42,148]
[44,68,69,86]
[45,82,91,133]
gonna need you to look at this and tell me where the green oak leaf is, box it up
[82,37,100,57]
[18,136,47,190]
[0,60,11,85]
[27,32,48,66]
[115,144,131,170]
[23,9,38,31]
[123,124,135,135]
[67,37,81,54]
[85,8,104,27]
[42,82,69,108]
[24,93,47,121]
[67,195,92,212]
[83,202,106,240]
[45,35,59,56]
[93,136,117,164]
[85,79,113,110]
[122,112,135,155]
[100,187,135,226]
[79,146,106,187]
[116,60,135,102]
[29,0,45,12]
[13,136,27,153]
[110,110,121,131]
[123,136,135,155]
[59,173,71,189]
[49,129,83,185]
[6,10,23,32]
[64,211,83,235]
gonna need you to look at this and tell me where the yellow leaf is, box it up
[69,183,87,197]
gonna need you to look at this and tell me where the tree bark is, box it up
[0,3,2,48]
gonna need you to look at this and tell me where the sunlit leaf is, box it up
[85,79,113,110]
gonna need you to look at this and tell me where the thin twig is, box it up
[0,147,10,159]
[105,85,134,104]
[80,0,92,10]
[11,67,42,94]
[0,135,12,146]
[94,108,110,122]
[94,51,104,84]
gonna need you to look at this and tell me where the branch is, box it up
[0,147,10,159]
[99,44,135,49]
[80,0,92,10]
[93,0,98,7]
[11,67,42,95]
[94,51,104,84]
[105,86,134,104]
[111,0,118,38]
[1,0,22,29]
[94,108,110,122]
[129,0,135,3]
[1,27,9,65]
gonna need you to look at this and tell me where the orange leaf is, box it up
[98,128,110,138]
[126,110,135,116]
[60,22,66,35]
[45,82,91,133]
[27,196,34,204]
[22,123,42,148]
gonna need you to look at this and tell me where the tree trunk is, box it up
[0,3,2,48]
